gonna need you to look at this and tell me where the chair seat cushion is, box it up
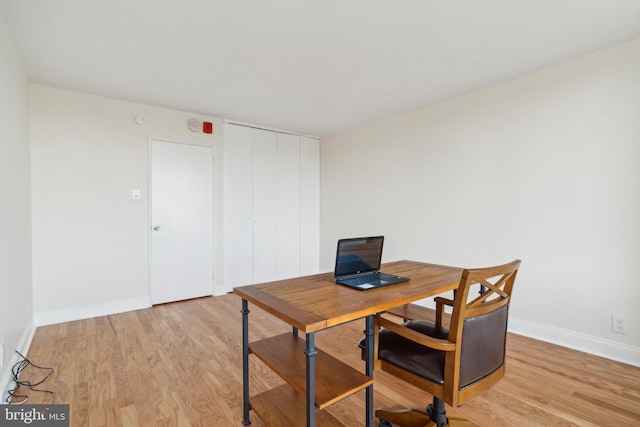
[360,320,448,384]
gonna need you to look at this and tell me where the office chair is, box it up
[362,260,521,427]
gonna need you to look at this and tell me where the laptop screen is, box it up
[334,236,384,277]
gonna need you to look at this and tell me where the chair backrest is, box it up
[444,259,520,404]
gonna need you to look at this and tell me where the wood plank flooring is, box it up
[14,293,640,426]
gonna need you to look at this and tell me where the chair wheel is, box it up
[378,420,392,427]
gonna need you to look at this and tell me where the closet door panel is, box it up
[224,123,320,289]
[276,133,301,280]
[223,123,253,289]
[300,137,320,275]
[252,129,278,283]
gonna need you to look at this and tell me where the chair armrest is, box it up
[434,297,453,306]
[434,297,454,328]
[377,316,455,352]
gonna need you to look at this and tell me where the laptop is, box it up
[334,236,410,290]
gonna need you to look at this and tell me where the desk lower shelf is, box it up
[251,385,345,427]
[249,332,372,414]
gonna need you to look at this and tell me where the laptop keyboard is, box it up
[344,272,397,285]
[346,274,379,285]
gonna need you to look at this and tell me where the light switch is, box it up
[132,189,141,200]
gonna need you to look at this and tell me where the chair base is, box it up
[375,408,478,427]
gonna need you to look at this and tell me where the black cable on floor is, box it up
[5,351,56,404]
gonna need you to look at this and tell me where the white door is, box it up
[150,140,214,304]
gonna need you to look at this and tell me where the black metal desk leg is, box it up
[365,315,374,427]
[305,332,318,427]
[241,299,251,425]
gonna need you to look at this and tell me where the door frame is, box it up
[148,137,217,304]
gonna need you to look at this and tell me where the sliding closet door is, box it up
[300,136,320,275]
[223,122,319,292]
[276,133,301,280]
[252,129,278,283]
[222,124,253,288]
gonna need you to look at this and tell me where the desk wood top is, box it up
[233,260,463,333]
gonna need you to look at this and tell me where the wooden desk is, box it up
[234,260,463,427]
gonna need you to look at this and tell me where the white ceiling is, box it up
[2,0,640,137]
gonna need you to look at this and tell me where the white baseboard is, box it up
[509,317,640,367]
[212,286,229,297]
[1,318,36,404]
[33,296,152,327]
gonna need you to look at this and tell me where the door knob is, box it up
[153,226,161,231]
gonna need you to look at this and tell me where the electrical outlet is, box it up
[612,314,629,335]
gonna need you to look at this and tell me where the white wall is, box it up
[30,85,224,325]
[0,14,34,393]
[321,39,640,364]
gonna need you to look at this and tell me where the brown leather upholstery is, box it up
[360,304,509,389]
[360,321,449,384]
[459,304,508,388]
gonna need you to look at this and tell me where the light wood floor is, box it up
[17,293,640,426]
